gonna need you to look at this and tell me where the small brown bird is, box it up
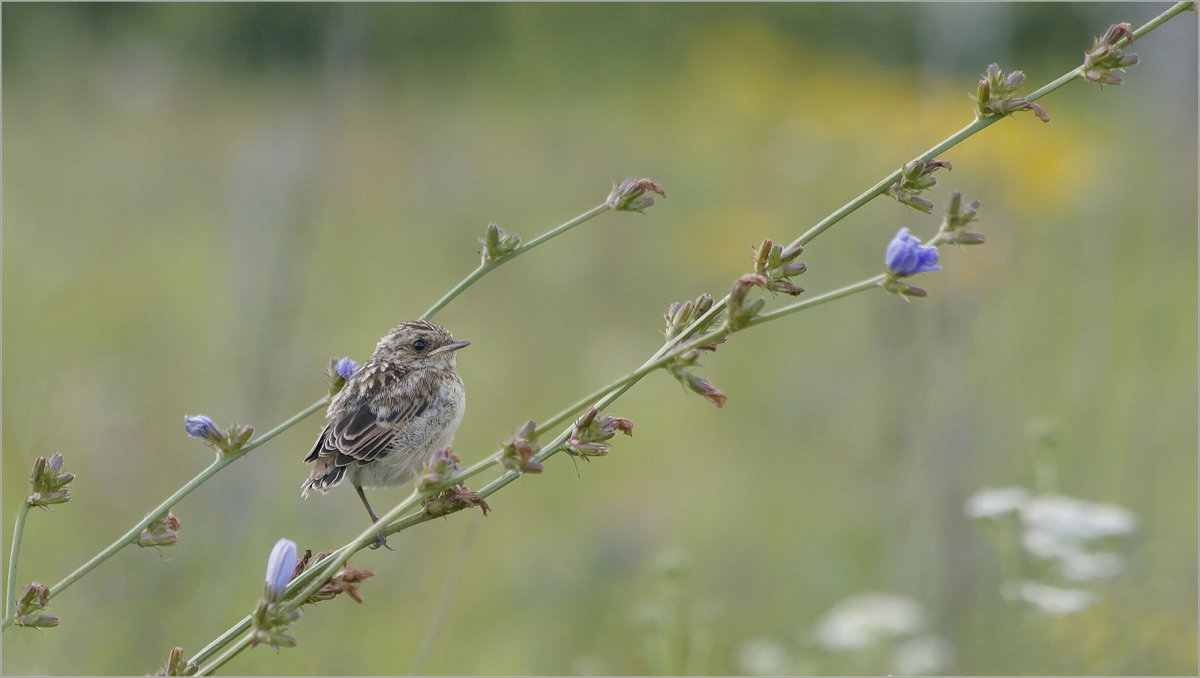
[302,320,468,549]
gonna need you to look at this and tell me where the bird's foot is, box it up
[368,530,393,551]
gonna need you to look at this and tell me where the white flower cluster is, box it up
[965,486,1137,615]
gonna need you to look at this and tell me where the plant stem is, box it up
[282,271,886,585]
[421,202,613,320]
[242,397,331,453]
[177,5,1195,667]
[191,615,252,667]
[661,2,1192,361]
[3,502,31,629]
[31,397,328,611]
[74,199,624,646]
[43,456,226,602]
[197,633,253,676]
[744,275,886,328]
[197,320,730,668]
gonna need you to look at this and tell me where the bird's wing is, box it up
[304,366,429,468]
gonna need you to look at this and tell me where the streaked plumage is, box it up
[302,321,467,543]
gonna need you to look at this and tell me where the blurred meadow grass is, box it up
[2,3,1196,675]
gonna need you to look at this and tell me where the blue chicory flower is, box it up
[335,357,360,380]
[885,228,941,276]
[184,415,220,440]
[265,538,298,602]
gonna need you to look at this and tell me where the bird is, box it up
[302,320,468,549]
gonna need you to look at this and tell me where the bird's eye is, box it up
[413,339,427,352]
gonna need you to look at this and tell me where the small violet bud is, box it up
[885,228,941,277]
[335,357,360,380]
[184,415,221,440]
[265,538,298,602]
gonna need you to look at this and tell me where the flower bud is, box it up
[688,375,727,408]
[889,159,951,213]
[480,223,522,263]
[137,511,181,547]
[1082,23,1140,87]
[754,238,774,272]
[184,415,223,443]
[14,582,59,628]
[574,406,599,430]
[566,411,634,459]
[606,177,666,213]
[781,261,808,277]
[975,63,1050,121]
[419,447,462,490]
[264,538,298,602]
[500,420,543,474]
[158,646,198,676]
[250,595,299,651]
[28,453,74,507]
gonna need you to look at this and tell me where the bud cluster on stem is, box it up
[5,5,1192,673]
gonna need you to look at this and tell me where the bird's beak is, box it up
[430,339,470,356]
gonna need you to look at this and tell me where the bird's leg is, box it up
[355,485,393,551]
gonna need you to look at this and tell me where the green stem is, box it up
[190,614,253,666]
[667,2,1192,360]
[197,633,253,676]
[241,397,331,453]
[282,488,434,617]
[744,275,886,328]
[44,455,222,601]
[421,262,497,322]
[36,398,327,608]
[421,203,613,320]
[3,502,31,629]
[240,323,727,645]
[190,203,623,660]
[179,5,1197,667]
[1125,2,1194,45]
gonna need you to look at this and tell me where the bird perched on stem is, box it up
[302,320,468,549]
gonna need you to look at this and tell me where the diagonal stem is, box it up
[422,203,613,320]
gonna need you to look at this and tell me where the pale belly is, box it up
[345,377,465,489]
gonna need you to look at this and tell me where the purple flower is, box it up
[885,228,941,276]
[335,357,360,380]
[265,538,298,602]
[184,415,221,440]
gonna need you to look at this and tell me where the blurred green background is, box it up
[3,3,1196,675]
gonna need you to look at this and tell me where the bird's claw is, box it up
[369,531,393,551]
